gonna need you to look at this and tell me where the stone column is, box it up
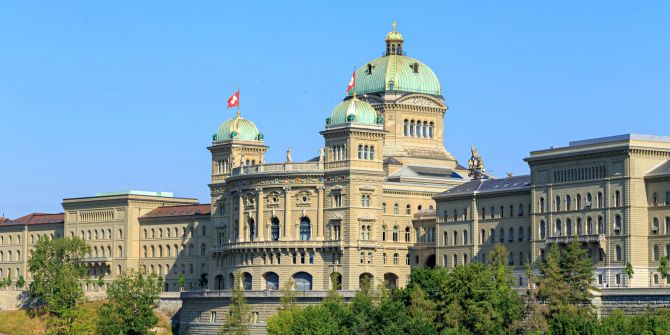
[317,186,324,239]
[228,192,235,243]
[283,186,292,238]
[238,190,244,242]
[256,187,264,241]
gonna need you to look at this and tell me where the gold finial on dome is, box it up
[392,21,397,31]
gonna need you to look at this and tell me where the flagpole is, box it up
[237,86,240,116]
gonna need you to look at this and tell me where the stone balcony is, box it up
[230,162,324,177]
[181,289,357,300]
[212,240,343,253]
[545,234,606,244]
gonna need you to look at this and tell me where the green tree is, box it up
[279,278,297,311]
[625,262,634,282]
[561,240,596,306]
[658,256,669,279]
[27,236,90,335]
[538,245,572,315]
[487,244,509,268]
[16,275,25,289]
[96,274,105,290]
[6,273,13,289]
[97,269,163,335]
[220,274,250,335]
[177,273,186,290]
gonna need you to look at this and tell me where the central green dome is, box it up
[347,55,441,97]
[213,112,263,142]
[347,23,441,97]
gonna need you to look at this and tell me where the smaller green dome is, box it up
[214,112,262,142]
[328,96,379,126]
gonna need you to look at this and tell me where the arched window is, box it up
[422,121,428,137]
[242,272,253,290]
[382,226,387,241]
[615,245,622,261]
[556,196,561,211]
[403,120,408,136]
[614,215,622,235]
[393,203,399,214]
[363,145,369,160]
[392,226,399,241]
[518,204,524,216]
[264,272,279,290]
[567,219,573,236]
[159,245,163,257]
[294,272,312,291]
[518,227,524,241]
[201,243,206,257]
[118,246,123,258]
[248,218,255,241]
[453,231,459,245]
[429,122,434,138]
[151,245,155,257]
[166,245,171,257]
[463,230,468,245]
[409,120,415,136]
[539,220,546,239]
[555,220,561,237]
[358,145,363,159]
[577,218,583,235]
[405,227,411,242]
[369,146,375,160]
[406,204,411,215]
[598,216,604,234]
[586,193,593,208]
[299,217,311,241]
[271,217,280,241]
[597,192,603,208]
[415,121,421,137]
[654,245,660,261]
[359,273,374,290]
[587,217,594,235]
[615,190,621,207]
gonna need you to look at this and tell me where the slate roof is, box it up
[5,213,65,225]
[141,204,211,219]
[388,165,463,180]
[435,175,531,198]
[647,160,670,178]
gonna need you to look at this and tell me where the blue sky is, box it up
[1,1,668,218]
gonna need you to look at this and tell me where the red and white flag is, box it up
[346,71,356,92]
[227,90,240,108]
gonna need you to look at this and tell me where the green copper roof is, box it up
[346,54,441,97]
[214,112,263,142]
[328,97,380,126]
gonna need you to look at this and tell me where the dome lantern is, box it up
[327,93,379,127]
[385,22,404,56]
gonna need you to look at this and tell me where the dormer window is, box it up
[366,63,375,75]
[410,62,419,73]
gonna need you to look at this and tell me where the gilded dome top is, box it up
[327,95,381,126]
[347,23,441,97]
[213,111,263,142]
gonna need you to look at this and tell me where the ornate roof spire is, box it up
[385,21,404,56]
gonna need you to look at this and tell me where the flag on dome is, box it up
[227,90,240,108]
[346,71,355,93]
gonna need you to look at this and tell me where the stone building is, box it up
[1,23,670,334]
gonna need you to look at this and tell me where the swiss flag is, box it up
[346,71,356,93]
[227,90,240,108]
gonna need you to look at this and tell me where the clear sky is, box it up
[1,1,668,218]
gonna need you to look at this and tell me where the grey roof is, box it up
[387,165,464,180]
[383,157,402,165]
[435,175,531,198]
[569,134,670,147]
[647,160,670,178]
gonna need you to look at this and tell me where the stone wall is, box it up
[593,288,670,315]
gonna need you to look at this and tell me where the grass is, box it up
[0,301,174,335]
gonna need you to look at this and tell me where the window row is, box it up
[143,226,201,239]
[72,229,123,240]
[0,234,21,245]
[553,165,606,183]
[0,250,21,262]
[357,145,375,160]
[540,191,621,213]
[360,225,412,242]
[539,215,621,239]
[403,120,434,138]
[651,192,670,207]
[0,267,21,279]
[478,226,531,244]
[141,243,207,258]
[651,217,670,235]
[384,203,431,215]
[446,204,530,222]
[329,145,347,161]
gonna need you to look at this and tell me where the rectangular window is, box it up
[210,311,216,323]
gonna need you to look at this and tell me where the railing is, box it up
[82,256,112,262]
[230,162,323,177]
[212,240,343,252]
[181,290,358,299]
[545,234,606,244]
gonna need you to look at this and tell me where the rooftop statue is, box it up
[468,146,485,180]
